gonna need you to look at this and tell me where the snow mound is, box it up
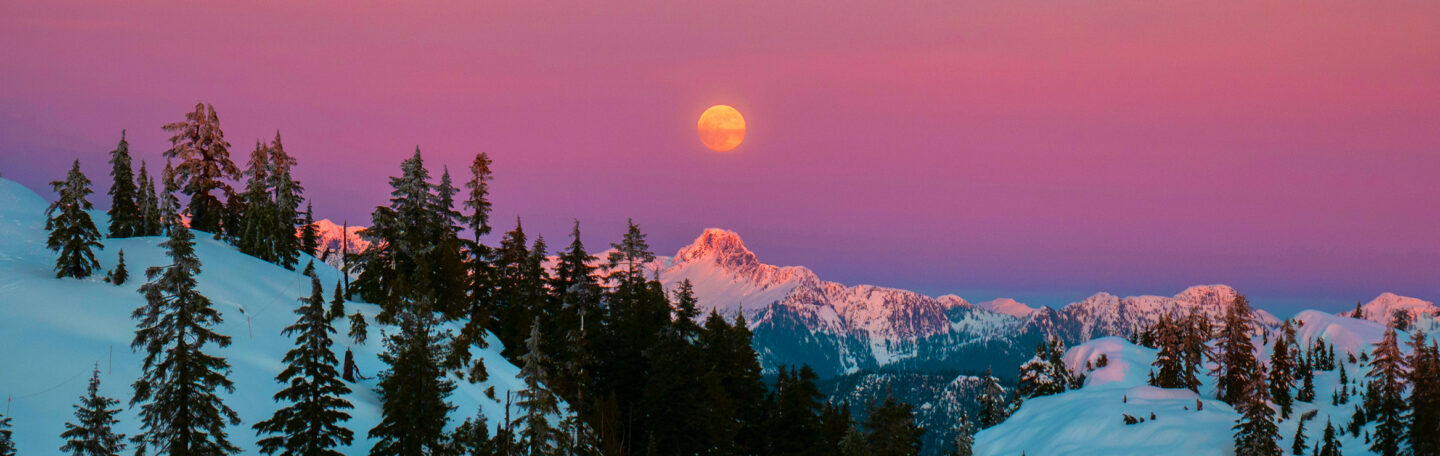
[1295,309,1389,357]
[0,178,543,455]
[979,337,1238,455]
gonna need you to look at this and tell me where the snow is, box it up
[979,320,1405,455]
[0,178,547,455]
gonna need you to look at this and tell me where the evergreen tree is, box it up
[131,221,240,455]
[493,219,542,359]
[253,268,354,455]
[1408,335,1440,456]
[1233,361,1281,456]
[60,366,126,456]
[1366,325,1409,456]
[159,160,182,234]
[978,368,1009,428]
[949,412,975,456]
[450,153,496,385]
[328,279,346,322]
[1296,354,1316,403]
[765,366,825,454]
[818,402,854,456]
[1181,307,1209,392]
[162,102,238,235]
[444,412,494,456]
[1291,418,1308,455]
[1269,320,1297,420]
[1317,421,1341,456]
[605,219,656,286]
[136,161,163,237]
[699,310,766,454]
[108,250,129,285]
[348,311,368,346]
[1351,301,1365,320]
[300,203,319,257]
[47,159,104,278]
[1390,309,1412,332]
[0,414,14,456]
[268,132,303,269]
[368,309,455,456]
[107,130,142,238]
[547,220,602,403]
[1019,340,1061,398]
[515,318,562,456]
[1211,295,1260,405]
[237,140,279,263]
[353,148,434,322]
[1151,314,1186,389]
[864,397,923,456]
[1045,335,1074,391]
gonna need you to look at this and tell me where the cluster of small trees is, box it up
[35,103,939,456]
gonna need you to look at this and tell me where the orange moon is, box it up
[697,105,745,152]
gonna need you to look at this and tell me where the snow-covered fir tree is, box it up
[159,160,182,234]
[131,220,240,455]
[161,102,238,235]
[238,140,280,263]
[60,365,126,456]
[977,367,1009,429]
[1366,324,1408,456]
[252,266,354,456]
[47,159,104,278]
[949,411,975,456]
[106,130,142,238]
[1019,340,1064,398]
[268,132,303,269]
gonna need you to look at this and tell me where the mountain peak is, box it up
[674,228,760,270]
[1350,292,1437,322]
[977,298,1037,317]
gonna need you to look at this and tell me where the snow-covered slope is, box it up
[0,178,544,455]
[978,316,1410,455]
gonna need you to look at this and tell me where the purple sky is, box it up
[2,0,1438,314]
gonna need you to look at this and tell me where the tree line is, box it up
[22,102,947,456]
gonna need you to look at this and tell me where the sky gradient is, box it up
[2,0,1438,315]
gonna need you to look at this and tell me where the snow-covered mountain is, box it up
[1344,292,1438,323]
[977,298,1037,318]
[310,218,369,270]
[651,229,1286,377]
[0,178,552,455]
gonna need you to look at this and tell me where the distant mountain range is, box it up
[313,221,1435,379]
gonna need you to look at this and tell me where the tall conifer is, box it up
[47,160,104,278]
[107,131,142,238]
[253,267,354,456]
[60,366,126,456]
[162,102,237,234]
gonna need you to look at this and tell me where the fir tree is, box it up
[368,309,455,456]
[1045,335,1075,391]
[238,140,279,263]
[1296,354,1316,403]
[1211,294,1260,405]
[159,160,182,234]
[765,366,825,453]
[1409,336,1440,455]
[1233,361,1281,456]
[444,412,494,456]
[978,368,1009,428]
[0,414,14,456]
[1351,302,1365,320]
[515,318,562,456]
[450,153,496,385]
[300,203,319,257]
[1366,325,1409,456]
[864,397,923,456]
[1181,307,1209,392]
[1019,341,1060,397]
[328,279,346,322]
[605,218,656,286]
[268,132,303,269]
[253,268,355,455]
[1390,309,1412,332]
[348,311,368,345]
[47,159,104,278]
[1269,320,1297,420]
[1317,421,1341,456]
[131,221,240,455]
[949,412,975,456]
[162,102,238,235]
[107,130,142,238]
[60,366,126,456]
[108,250,129,285]
[136,161,163,237]
[1151,313,1186,389]
[547,220,601,402]
[1290,418,1308,455]
[462,152,494,245]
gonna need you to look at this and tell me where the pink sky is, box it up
[2,0,1437,313]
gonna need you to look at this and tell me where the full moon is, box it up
[697,105,745,152]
